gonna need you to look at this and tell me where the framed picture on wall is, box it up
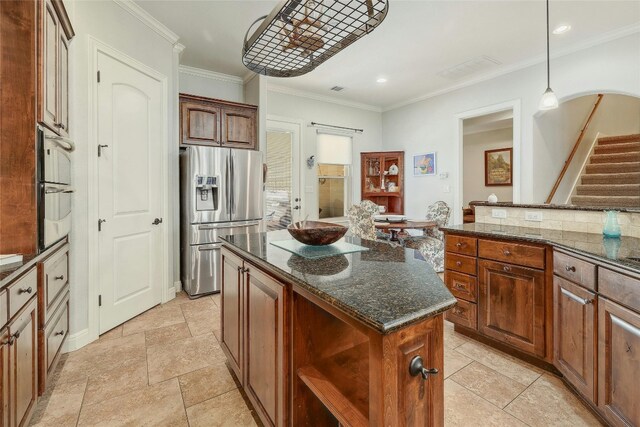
[485,148,513,186]
[413,152,436,176]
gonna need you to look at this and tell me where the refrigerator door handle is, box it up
[230,153,235,216]
[225,154,231,218]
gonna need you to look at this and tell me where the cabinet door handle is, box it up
[54,275,65,281]
[583,298,594,305]
[55,330,65,336]
[409,355,439,380]
[18,286,33,295]
[565,265,576,273]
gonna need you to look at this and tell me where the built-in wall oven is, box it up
[38,126,74,251]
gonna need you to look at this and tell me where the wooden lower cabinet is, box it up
[553,276,596,402]
[244,266,286,427]
[478,260,546,357]
[1,328,8,427]
[598,297,640,426]
[220,249,244,381]
[8,298,38,427]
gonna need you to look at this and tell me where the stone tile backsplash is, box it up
[474,206,640,238]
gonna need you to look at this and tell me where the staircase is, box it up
[572,134,640,207]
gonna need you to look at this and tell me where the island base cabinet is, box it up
[598,297,640,427]
[478,260,546,358]
[1,329,8,427]
[220,250,244,383]
[244,266,286,427]
[553,276,596,403]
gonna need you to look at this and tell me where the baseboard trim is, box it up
[174,280,182,293]
[63,328,93,353]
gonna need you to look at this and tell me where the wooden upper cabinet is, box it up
[38,0,74,135]
[598,297,640,426]
[553,276,596,403]
[179,94,258,149]
[222,106,257,149]
[478,259,546,357]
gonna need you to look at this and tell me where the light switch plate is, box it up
[492,209,507,219]
[525,211,543,222]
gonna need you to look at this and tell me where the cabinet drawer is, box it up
[445,271,477,303]
[599,268,640,312]
[45,292,69,373]
[445,299,477,330]
[445,253,477,276]
[40,244,69,326]
[445,235,477,257]
[478,239,545,270]
[0,290,6,328]
[553,251,597,290]
[8,268,37,319]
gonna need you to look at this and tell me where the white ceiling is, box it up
[135,0,640,109]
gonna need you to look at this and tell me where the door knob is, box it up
[152,218,163,225]
[293,206,300,210]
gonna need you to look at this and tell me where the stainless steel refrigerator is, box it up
[180,146,263,297]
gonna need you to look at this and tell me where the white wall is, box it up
[179,67,243,102]
[463,128,513,206]
[535,93,640,203]
[67,0,178,348]
[266,90,383,220]
[381,33,640,222]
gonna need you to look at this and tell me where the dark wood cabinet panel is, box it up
[479,260,546,357]
[1,328,8,427]
[8,298,38,427]
[599,268,640,313]
[445,270,477,303]
[222,106,257,149]
[478,239,545,270]
[57,33,69,136]
[445,298,477,330]
[445,252,477,276]
[553,251,596,291]
[244,266,285,427]
[445,235,477,257]
[360,151,405,215]
[598,297,640,427]
[181,101,221,146]
[553,276,596,403]
[220,249,244,382]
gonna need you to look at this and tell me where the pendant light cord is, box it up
[546,0,550,89]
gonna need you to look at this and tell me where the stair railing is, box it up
[545,94,604,204]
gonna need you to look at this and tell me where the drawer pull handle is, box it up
[503,266,511,272]
[456,261,462,267]
[453,307,464,315]
[18,287,33,295]
[583,298,594,305]
[454,283,465,290]
[456,242,463,248]
[54,275,65,281]
[565,265,576,273]
[409,355,439,381]
[55,330,65,336]
[503,249,511,256]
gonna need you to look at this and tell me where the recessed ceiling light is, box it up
[553,24,571,35]
[376,77,387,83]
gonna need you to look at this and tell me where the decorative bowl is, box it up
[287,221,348,246]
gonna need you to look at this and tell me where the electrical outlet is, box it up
[525,211,543,222]
[492,209,507,219]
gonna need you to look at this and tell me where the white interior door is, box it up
[97,51,163,333]
[265,120,302,230]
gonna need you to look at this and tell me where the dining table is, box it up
[374,219,438,241]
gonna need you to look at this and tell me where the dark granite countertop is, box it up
[470,201,640,213]
[0,239,68,289]
[442,223,640,272]
[221,230,456,334]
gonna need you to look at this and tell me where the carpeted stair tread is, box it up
[590,151,640,164]
[576,184,640,196]
[597,134,640,145]
[585,162,640,174]
[581,172,640,185]
[571,195,640,207]
[594,142,640,155]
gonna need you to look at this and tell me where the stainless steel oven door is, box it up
[40,128,74,185]
[40,183,73,249]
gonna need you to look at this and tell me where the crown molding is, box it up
[178,65,244,85]
[382,22,640,112]
[173,43,186,54]
[267,84,382,113]
[113,0,180,44]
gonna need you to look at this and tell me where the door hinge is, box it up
[97,70,101,83]
[98,295,102,307]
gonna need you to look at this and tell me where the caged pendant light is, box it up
[539,0,559,110]
[242,0,389,78]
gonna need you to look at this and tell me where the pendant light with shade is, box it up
[539,0,559,110]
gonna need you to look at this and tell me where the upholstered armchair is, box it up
[401,201,451,272]
[347,200,392,241]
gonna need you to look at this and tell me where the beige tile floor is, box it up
[30,292,602,427]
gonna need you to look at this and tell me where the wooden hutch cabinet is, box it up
[180,94,258,150]
[360,151,404,215]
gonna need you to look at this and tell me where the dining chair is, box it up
[400,201,451,272]
[347,200,392,241]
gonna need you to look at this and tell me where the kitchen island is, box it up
[220,230,456,427]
